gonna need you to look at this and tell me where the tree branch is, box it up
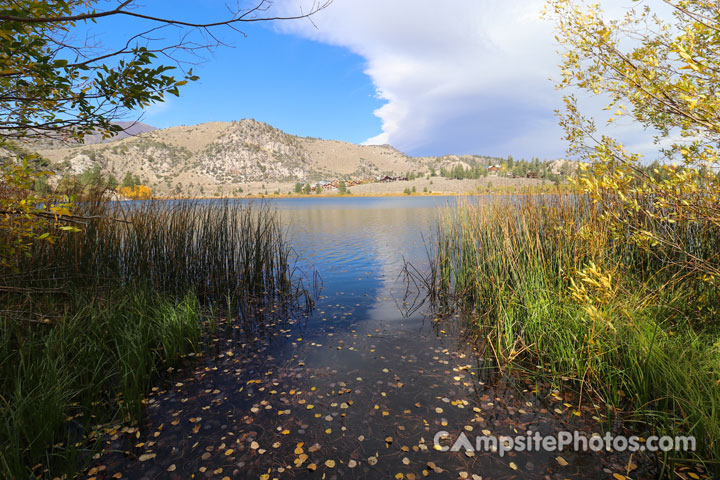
[0,0,332,28]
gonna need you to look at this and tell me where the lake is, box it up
[94,196,643,479]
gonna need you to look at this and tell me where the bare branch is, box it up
[0,0,332,28]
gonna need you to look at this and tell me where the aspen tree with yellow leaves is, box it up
[546,0,720,285]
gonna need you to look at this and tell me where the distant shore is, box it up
[153,176,571,200]
[155,190,571,201]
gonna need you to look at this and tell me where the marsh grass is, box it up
[427,196,720,473]
[0,289,201,477]
[14,199,308,306]
[0,198,308,478]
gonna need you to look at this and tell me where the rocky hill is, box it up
[83,121,158,145]
[31,119,557,196]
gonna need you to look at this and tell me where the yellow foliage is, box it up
[0,155,76,269]
[118,184,152,200]
[546,0,720,283]
[569,262,618,332]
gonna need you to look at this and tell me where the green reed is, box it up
[0,290,201,477]
[15,199,307,306]
[427,196,720,474]
[0,198,309,478]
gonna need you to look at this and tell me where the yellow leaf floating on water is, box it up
[325,460,336,468]
[294,453,309,467]
[556,456,568,466]
[509,462,518,470]
[613,475,626,480]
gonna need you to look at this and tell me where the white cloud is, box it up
[141,95,176,126]
[275,0,670,159]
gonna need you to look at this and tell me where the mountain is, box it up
[17,121,158,150]
[34,119,507,196]
[82,121,158,145]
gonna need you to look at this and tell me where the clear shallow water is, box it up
[90,197,648,480]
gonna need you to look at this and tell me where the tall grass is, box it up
[427,196,720,473]
[12,199,308,307]
[0,198,309,478]
[0,290,201,477]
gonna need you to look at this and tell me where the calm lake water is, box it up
[93,196,647,479]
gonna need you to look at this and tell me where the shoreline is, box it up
[150,188,574,201]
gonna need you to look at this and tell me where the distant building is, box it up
[488,165,502,173]
[375,175,407,183]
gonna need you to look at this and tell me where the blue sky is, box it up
[143,24,387,144]
[93,1,385,145]
[88,0,660,160]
